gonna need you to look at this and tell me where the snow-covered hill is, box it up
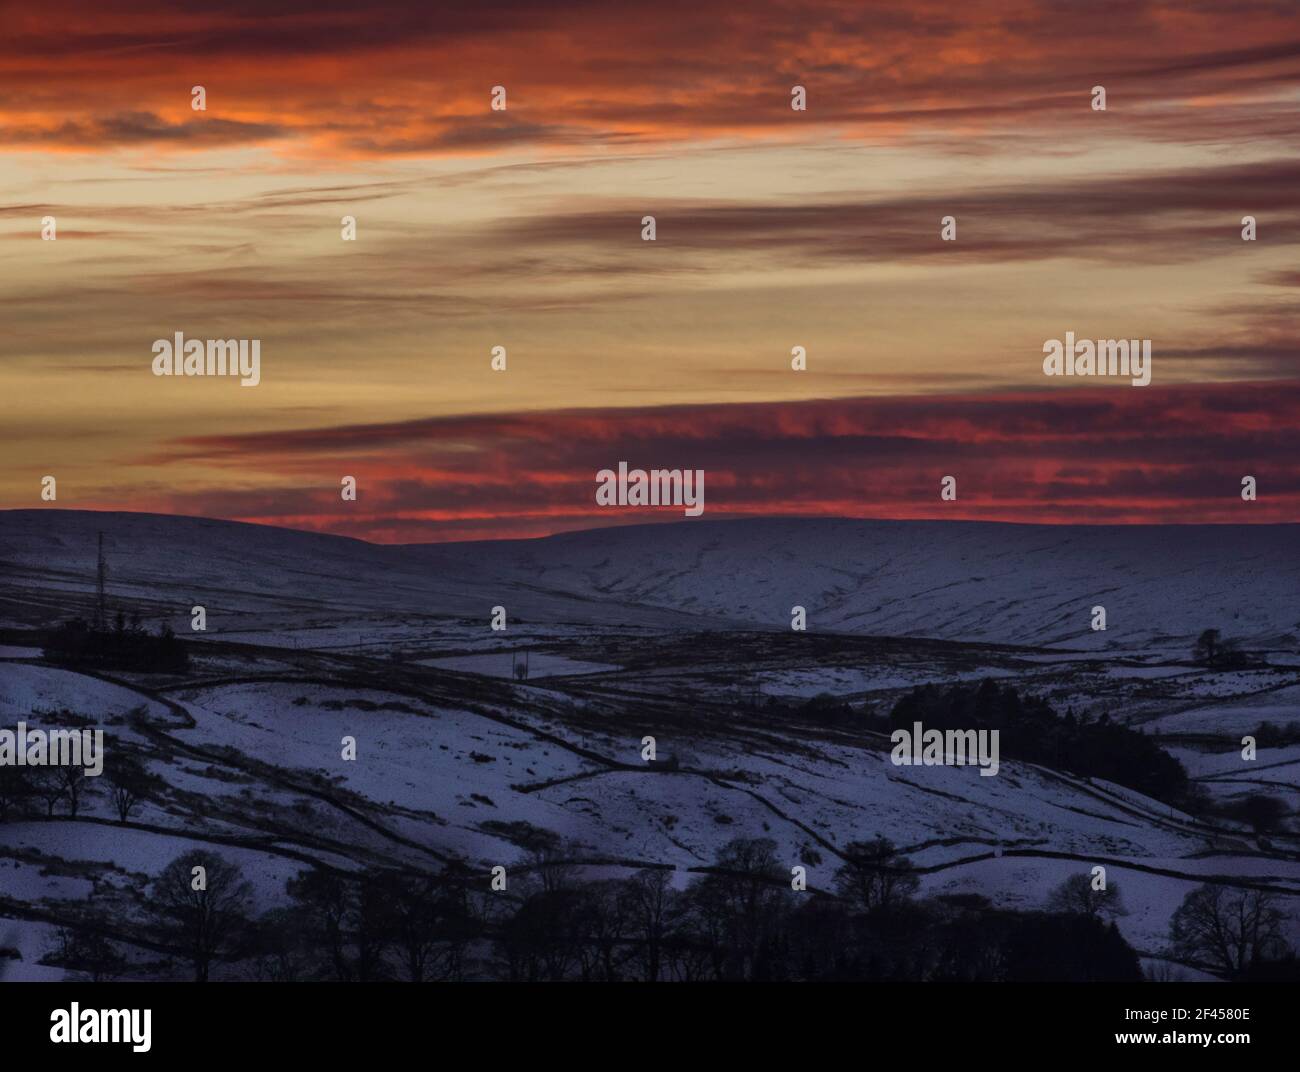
[3,511,1295,649]
[1,510,1298,982]
[0,510,713,634]
[432,517,1300,649]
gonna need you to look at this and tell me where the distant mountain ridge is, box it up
[2,510,1296,648]
[432,517,1300,649]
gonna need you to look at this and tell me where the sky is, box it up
[2,0,1298,541]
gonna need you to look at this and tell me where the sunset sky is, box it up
[2,0,1298,541]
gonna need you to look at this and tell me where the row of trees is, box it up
[1192,628,1256,671]
[42,615,188,672]
[0,748,162,823]
[885,679,1193,805]
[44,836,1294,983]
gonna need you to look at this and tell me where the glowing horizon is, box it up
[3,1,1298,540]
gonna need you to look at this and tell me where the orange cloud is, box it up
[4,1,1299,157]
[71,380,1300,541]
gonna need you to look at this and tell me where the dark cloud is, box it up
[420,157,1300,277]
[4,112,286,148]
[107,381,1300,540]
[3,0,1298,153]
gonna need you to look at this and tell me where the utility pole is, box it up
[95,531,107,630]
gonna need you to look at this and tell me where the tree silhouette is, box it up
[57,764,93,819]
[105,753,163,823]
[46,920,126,982]
[1046,873,1128,919]
[686,838,791,981]
[834,837,920,914]
[26,766,66,817]
[285,869,354,981]
[149,850,253,982]
[1170,883,1290,977]
[620,868,677,982]
[0,765,30,820]
[1193,628,1221,666]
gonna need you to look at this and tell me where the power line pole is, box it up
[95,531,107,630]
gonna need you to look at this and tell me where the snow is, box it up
[2,508,1298,980]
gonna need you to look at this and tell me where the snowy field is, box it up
[2,509,1297,981]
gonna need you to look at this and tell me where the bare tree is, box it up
[58,764,94,819]
[0,765,30,821]
[1169,883,1290,977]
[246,907,309,983]
[351,873,397,981]
[1047,873,1128,919]
[46,921,126,982]
[499,886,588,982]
[105,754,161,823]
[379,868,474,982]
[688,838,790,981]
[286,868,353,981]
[1193,628,1221,667]
[149,850,253,982]
[572,880,629,981]
[523,835,575,895]
[621,868,676,981]
[834,836,920,913]
[26,766,66,817]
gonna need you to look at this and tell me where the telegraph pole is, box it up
[95,532,107,630]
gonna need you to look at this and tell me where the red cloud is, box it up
[4,1,1299,156]
[92,381,1300,542]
